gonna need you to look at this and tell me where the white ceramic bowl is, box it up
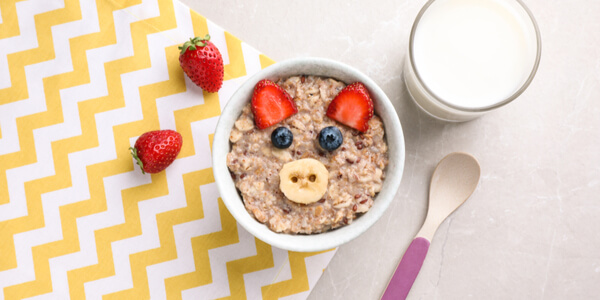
[212,57,405,252]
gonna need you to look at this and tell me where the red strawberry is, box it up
[251,79,298,129]
[178,34,224,93]
[326,82,374,132]
[130,130,183,174]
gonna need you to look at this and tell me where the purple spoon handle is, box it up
[381,237,431,300]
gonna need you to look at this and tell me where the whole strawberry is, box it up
[130,130,183,174]
[178,34,224,93]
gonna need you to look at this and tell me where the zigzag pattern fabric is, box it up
[0,0,336,298]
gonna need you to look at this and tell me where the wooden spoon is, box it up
[381,152,481,300]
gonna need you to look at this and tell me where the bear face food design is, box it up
[226,76,389,234]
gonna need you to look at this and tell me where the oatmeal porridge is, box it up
[226,76,389,234]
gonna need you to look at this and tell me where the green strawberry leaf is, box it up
[129,147,146,174]
[179,35,212,54]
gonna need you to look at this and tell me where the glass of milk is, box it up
[404,0,541,122]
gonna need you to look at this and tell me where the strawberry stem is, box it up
[178,34,211,54]
[129,147,146,174]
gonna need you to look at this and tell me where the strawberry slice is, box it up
[251,79,298,129]
[326,82,374,132]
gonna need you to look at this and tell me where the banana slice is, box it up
[279,158,329,204]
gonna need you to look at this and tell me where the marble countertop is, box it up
[181,0,600,298]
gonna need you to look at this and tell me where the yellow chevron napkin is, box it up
[0,0,336,298]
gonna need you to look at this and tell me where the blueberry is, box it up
[271,127,293,149]
[318,126,343,151]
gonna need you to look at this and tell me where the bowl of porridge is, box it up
[212,57,405,252]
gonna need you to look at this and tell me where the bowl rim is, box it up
[212,57,405,252]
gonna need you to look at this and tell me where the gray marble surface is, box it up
[181,0,600,299]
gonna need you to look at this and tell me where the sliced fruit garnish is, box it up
[251,79,298,129]
[326,82,374,132]
[279,158,329,204]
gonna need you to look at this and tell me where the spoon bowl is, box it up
[417,152,481,240]
[382,152,481,300]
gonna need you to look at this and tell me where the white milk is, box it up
[405,0,540,121]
